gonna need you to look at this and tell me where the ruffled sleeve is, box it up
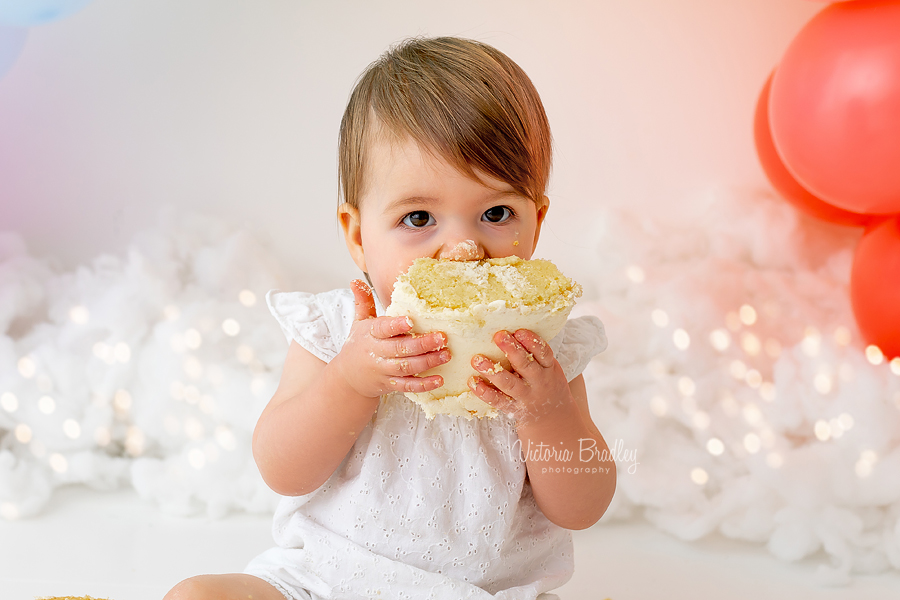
[547,315,608,382]
[265,289,356,363]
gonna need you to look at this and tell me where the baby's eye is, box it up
[482,206,513,224]
[401,210,435,228]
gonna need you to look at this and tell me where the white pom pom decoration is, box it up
[577,188,900,581]
[0,212,293,519]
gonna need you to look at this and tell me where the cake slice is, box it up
[385,256,581,419]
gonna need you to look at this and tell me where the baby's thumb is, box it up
[350,279,377,321]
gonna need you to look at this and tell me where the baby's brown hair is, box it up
[339,36,552,208]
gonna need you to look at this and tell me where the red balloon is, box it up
[769,0,900,215]
[850,217,900,358]
[754,73,871,227]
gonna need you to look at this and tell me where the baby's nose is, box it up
[438,239,484,261]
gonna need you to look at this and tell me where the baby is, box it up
[165,36,616,600]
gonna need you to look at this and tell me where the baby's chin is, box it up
[371,286,392,313]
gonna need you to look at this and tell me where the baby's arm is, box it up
[252,281,450,496]
[469,330,616,530]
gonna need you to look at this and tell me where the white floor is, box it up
[1,486,898,600]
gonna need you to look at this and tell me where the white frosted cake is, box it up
[384,256,582,419]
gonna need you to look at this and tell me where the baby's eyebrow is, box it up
[386,196,440,212]
[387,190,521,212]
[487,190,521,200]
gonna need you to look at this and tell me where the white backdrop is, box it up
[6,3,900,581]
[0,0,820,294]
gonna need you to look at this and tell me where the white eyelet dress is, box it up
[245,289,608,600]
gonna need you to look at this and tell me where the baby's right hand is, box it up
[332,280,450,399]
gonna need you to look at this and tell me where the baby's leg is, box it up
[164,573,287,600]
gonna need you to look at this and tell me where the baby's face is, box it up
[341,134,547,307]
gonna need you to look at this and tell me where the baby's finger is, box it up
[513,329,555,368]
[471,355,531,400]
[383,349,451,376]
[467,376,521,418]
[369,315,414,339]
[388,374,444,394]
[492,330,542,376]
[385,331,447,357]
[351,280,377,322]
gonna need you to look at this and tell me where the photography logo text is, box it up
[507,435,639,475]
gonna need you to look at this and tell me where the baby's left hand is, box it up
[468,329,575,428]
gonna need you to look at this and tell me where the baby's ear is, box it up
[532,195,550,247]
[537,194,550,221]
[338,203,367,273]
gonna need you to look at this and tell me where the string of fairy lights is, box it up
[0,275,283,520]
[621,261,900,492]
